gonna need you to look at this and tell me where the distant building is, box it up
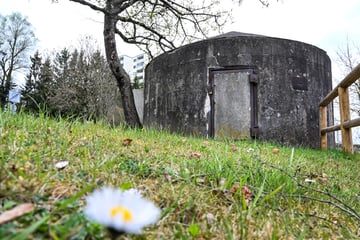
[8,90,21,114]
[119,53,148,86]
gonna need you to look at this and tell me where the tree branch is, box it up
[69,0,107,14]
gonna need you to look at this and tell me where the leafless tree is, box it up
[76,35,124,124]
[48,42,122,123]
[0,12,36,107]
[336,37,360,115]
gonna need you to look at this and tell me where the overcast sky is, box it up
[1,0,360,80]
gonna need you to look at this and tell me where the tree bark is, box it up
[103,12,142,128]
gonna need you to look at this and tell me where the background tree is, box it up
[42,41,123,123]
[21,51,43,112]
[336,37,360,115]
[37,57,54,110]
[131,76,144,89]
[68,0,235,128]
[85,47,123,125]
[0,12,36,107]
[21,52,54,113]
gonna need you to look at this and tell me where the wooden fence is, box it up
[319,63,360,154]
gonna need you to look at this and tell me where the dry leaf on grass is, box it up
[272,148,280,154]
[55,160,69,169]
[123,138,133,146]
[241,185,253,207]
[188,152,201,160]
[202,140,209,146]
[305,178,316,183]
[231,183,240,192]
[318,175,329,184]
[202,212,215,224]
[230,143,237,152]
[241,185,252,195]
[305,172,329,184]
[0,203,34,225]
[246,148,254,153]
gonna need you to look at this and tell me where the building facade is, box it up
[119,53,148,86]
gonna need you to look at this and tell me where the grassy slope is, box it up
[0,111,359,239]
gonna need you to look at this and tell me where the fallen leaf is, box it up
[307,172,318,179]
[242,185,252,207]
[123,138,133,146]
[164,173,173,182]
[55,160,69,169]
[189,152,201,160]
[246,148,254,153]
[242,185,252,199]
[196,176,207,185]
[272,148,280,154]
[0,203,34,225]
[318,173,329,184]
[231,183,240,192]
[203,213,215,224]
[230,143,237,152]
[202,141,209,146]
[318,178,328,184]
[331,216,338,224]
[305,178,316,183]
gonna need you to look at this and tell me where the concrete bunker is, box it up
[143,32,334,148]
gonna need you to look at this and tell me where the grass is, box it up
[0,110,359,239]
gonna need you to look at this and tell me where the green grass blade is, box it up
[55,184,94,211]
[260,184,284,205]
[10,215,49,240]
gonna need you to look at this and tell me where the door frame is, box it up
[208,66,259,138]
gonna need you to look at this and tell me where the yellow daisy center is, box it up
[110,206,133,222]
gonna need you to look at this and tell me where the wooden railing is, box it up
[319,63,360,154]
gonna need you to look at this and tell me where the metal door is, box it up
[208,67,258,139]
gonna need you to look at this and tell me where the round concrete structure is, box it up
[143,32,334,148]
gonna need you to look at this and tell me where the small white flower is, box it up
[84,187,161,234]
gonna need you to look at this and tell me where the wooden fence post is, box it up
[319,106,327,150]
[338,87,353,154]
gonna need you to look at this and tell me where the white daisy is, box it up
[84,187,161,234]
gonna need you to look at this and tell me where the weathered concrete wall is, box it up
[133,89,144,124]
[144,44,209,136]
[144,32,334,148]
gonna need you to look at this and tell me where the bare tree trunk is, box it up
[103,13,142,128]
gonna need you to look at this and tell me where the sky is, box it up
[1,0,360,81]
